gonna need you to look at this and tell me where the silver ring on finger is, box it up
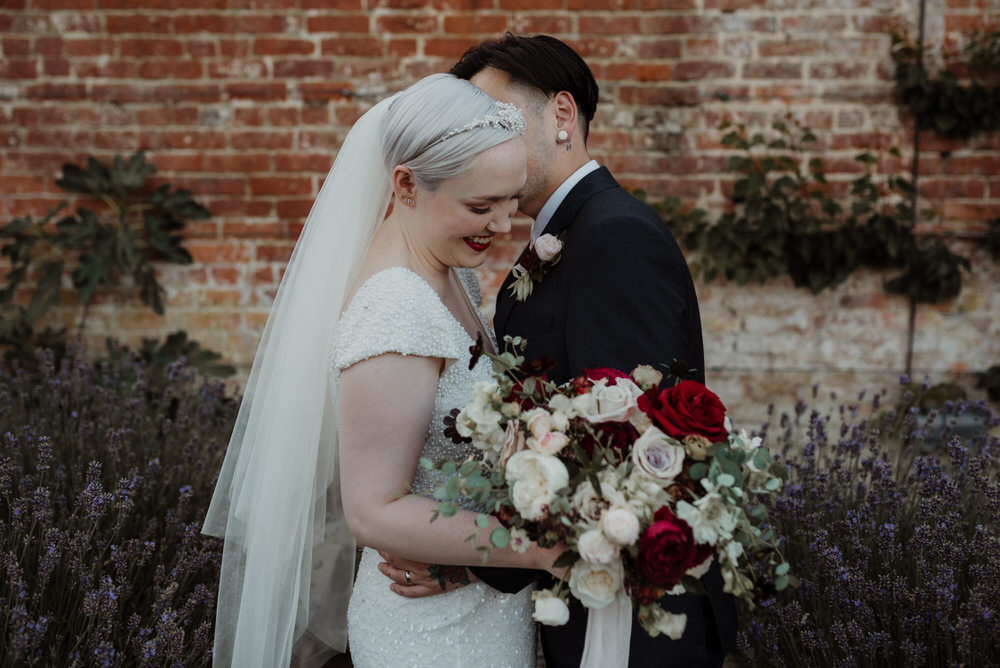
[404,570,413,586]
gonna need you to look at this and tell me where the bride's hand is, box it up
[534,543,571,582]
[378,551,477,599]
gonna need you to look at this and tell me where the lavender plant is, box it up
[738,381,1000,667]
[0,346,236,666]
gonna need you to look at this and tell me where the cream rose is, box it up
[578,528,620,564]
[630,364,664,389]
[523,408,553,438]
[528,431,570,456]
[600,504,640,546]
[631,426,686,485]
[569,559,624,609]
[505,450,569,521]
[579,378,643,423]
[534,233,563,262]
[532,589,570,625]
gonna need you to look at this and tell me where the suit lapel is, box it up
[493,167,620,335]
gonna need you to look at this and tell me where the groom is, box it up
[384,34,736,667]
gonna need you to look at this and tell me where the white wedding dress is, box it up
[330,267,536,668]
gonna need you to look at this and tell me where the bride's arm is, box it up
[338,351,558,572]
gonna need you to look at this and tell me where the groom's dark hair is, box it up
[450,33,600,141]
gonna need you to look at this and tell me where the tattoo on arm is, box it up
[426,564,471,591]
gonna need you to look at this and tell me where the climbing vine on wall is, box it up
[891,27,1000,138]
[651,119,970,304]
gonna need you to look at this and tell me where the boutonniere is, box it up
[509,232,566,302]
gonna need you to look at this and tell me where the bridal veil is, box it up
[203,73,525,668]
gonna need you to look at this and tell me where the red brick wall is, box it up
[2,0,998,419]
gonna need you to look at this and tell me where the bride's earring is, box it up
[405,197,414,205]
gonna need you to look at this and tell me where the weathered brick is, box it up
[307,14,371,33]
[320,36,383,56]
[105,13,171,33]
[273,59,335,78]
[249,176,313,196]
[254,38,316,55]
[140,60,204,79]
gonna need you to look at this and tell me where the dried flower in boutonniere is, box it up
[509,232,566,302]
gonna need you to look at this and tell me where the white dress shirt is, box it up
[531,159,600,241]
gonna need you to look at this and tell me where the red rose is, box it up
[637,506,707,588]
[637,380,728,442]
[582,367,630,385]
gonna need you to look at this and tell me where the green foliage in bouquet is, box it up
[424,336,792,638]
[0,152,233,378]
[648,120,970,303]
[737,383,1000,666]
[891,28,1000,138]
[0,346,236,666]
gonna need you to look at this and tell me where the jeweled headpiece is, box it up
[434,102,526,144]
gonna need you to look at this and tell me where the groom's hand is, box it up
[378,551,476,598]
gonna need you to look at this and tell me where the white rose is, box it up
[580,378,643,423]
[631,426,686,485]
[600,505,640,546]
[505,451,569,521]
[528,430,570,456]
[572,479,625,525]
[569,559,624,609]
[534,233,563,262]
[532,589,570,626]
[630,364,663,389]
[577,528,620,564]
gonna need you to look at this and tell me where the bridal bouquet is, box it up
[425,336,791,639]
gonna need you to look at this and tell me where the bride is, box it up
[203,73,562,668]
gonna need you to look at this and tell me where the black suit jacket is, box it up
[474,167,736,667]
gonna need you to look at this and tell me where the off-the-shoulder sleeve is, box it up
[332,267,468,371]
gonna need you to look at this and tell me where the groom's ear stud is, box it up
[556,129,569,142]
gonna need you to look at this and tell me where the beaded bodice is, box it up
[330,267,493,497]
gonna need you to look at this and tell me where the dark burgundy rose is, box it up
[637,506,705,588]
[580,420,640,459]
[582,367,630,385]
[637,380,728,442]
